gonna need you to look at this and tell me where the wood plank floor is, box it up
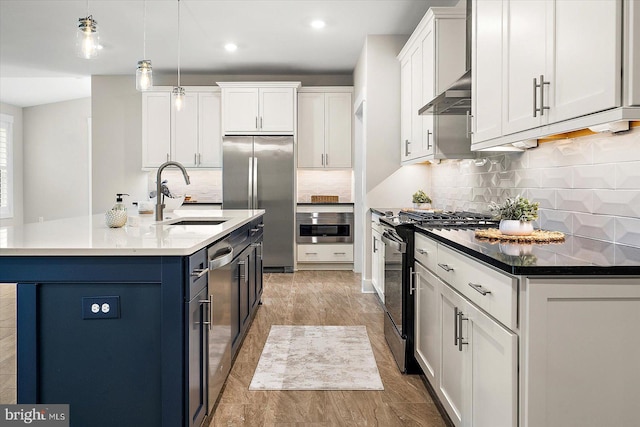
[210,271,446,427]
[0,273,447,426]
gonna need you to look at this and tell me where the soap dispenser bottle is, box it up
[105,193,130,228]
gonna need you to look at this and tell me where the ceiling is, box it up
[0,0,459,107]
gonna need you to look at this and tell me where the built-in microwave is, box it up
[296,212,354,244]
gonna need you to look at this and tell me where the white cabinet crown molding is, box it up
[216,81,301,89]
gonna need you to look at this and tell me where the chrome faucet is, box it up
[155,161,191,221]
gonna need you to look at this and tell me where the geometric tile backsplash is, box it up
[429,126,640,248]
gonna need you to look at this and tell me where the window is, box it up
[0,113,14,219]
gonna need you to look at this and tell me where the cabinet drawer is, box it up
[187,248,208,299]
[414,232,438,272]
[437,245,517,329]
[297,244,354,262]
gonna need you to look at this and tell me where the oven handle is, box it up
[381,232,406,253]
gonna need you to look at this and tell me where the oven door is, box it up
[381,228,406,335]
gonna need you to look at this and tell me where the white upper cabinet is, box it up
[472,0,636,150]
[297,88,353,169]
[142,88,222,169]
[142,92,172,168]
[399,7,470,165]
[218,82,300,135]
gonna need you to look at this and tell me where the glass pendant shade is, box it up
[136,60,153,91]
[77,16,99,59]
[173,86,185,111]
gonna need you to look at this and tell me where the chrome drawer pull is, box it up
[409,267,416,295]
[468,282,491,296]
[457,309,468,352]
[416,248,428,255]
[438,263,454,272]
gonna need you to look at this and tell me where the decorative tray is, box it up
[475,228,565,243]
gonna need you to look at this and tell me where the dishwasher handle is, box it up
[381,232,406,253]
[209,248,234,269]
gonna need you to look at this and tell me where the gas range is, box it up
[382,209,499,230]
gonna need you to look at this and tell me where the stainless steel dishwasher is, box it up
[206,237,235,413]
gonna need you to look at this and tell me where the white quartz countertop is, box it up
[0,209,265,256]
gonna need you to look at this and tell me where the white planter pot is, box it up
[413,202,431,209]
[499,219,534,236]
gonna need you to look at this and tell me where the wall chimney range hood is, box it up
[420,0,472,116]
[418,69,471,115]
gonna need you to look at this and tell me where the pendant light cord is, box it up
[143,0,147,59]
[177,0,181,87]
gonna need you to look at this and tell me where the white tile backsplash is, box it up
[429,127,640,248]
[296,170,353,203]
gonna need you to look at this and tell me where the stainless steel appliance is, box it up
[222,136,294,271]
[296,212,354,244]
[379,209,499,373]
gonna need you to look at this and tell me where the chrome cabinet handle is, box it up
[438,263,453,272]
[457,308,468,351]
[255,116,258,129]
[468,282,491,296]
[333,252,346,255]
[166,153,170,162]
[426,130,432,150]
[534,75,550,117]
[191,268,209,279]
[321,153,324,166]
[466,111,473,137]
[405,139,411,156]
[409,267,416,295]
[260,116,263,129]
[305,252,318,255]
[373,236,377,253]
[416,248,428,255]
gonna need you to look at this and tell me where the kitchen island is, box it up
[0,209,265,427]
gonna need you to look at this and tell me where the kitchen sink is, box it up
[169,219,226,226]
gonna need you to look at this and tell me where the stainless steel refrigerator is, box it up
[222,136,294,271]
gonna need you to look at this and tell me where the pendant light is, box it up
[136,0,153,91]
[76,0,99,59]
[172,0,185,111]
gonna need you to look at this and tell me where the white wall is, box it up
[22,98,90,223]
[0,102,23,226]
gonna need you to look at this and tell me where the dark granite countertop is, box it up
[416,226,640,276]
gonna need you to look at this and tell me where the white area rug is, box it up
[249,325,384,391]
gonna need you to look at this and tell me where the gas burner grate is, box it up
[398,210,499,229]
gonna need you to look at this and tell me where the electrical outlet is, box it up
[82,296,120,319]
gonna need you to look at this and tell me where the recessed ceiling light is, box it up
[224,43,238,52]
[311,20,326,29]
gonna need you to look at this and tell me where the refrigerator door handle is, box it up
[253,157,258,208]
[248,157,253,209]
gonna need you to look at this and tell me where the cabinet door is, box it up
[466,296,518,427]
[421,24,436,157]
[142,92,171,167]
[502,0,548,135]
[400,57,414,161]
[297,92,325,168]
[414,261,440,385]
[259,87,295,133]
[550,0,621,123]
[371,228,384,303]
[173,92,199,167]
[223,88,259,133]
[198,92,222,168]
[472,0,504,144]
[525,278,640,427]
[438,285,465,427]
[410,44,424,158]
[325,92,352,168]
[187,288,208,427]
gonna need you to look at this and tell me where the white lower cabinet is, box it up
[523,277,640,427]
[371,226,385,303]
[415,231,517,427]
[414,261,440,384]
[297,244,353,263]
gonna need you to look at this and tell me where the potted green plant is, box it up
[489,195,539,236]
[412,190,432,209]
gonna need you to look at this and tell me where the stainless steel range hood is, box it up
[420,0,472,116]
[418,69,471,115]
